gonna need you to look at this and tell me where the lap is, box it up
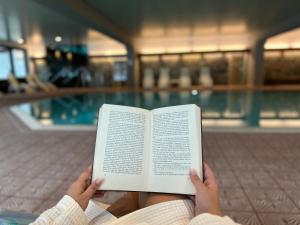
[105,192,189,217]
[140,193,189,208]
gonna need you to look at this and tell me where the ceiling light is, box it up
[55,36,62,42]
[17,38,24,44]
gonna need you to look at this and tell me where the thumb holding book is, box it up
[67,165,104,210]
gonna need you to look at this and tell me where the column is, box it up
[247,39,265,87]
[126,45,140,88]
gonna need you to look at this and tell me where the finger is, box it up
[77,165,92,187]
[203,163,218,188]
[189,169,205,192]
[83,179,104,199]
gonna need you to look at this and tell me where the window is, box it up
[12,49,27,78]
[0,48,11,80]
[0,47,28,80]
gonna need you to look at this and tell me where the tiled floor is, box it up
[1,108,300,225]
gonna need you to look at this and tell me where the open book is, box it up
[92,104,203,195]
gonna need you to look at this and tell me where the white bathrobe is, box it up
[30,195,239,225]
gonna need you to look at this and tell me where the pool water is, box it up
[14,91,300,129]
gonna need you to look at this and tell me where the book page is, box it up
[92,104,151,191]
[148,104,202,194]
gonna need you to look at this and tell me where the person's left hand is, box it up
[67,165,104,210]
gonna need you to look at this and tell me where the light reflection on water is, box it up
[16,91,300,128]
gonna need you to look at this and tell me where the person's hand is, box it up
[189,163,222,217]
[67,165,104,210]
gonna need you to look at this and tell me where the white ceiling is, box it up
[87,0,300,35]
[1,0,300,57]
[86,0,300,53]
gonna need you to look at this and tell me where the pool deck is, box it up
[1,88,300,225]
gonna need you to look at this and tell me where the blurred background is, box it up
[0,0,300,128]
[1,0,300,129]
[1,0,300,91]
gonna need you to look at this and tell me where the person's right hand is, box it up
[189,163,222,217]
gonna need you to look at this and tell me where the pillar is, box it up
[247,39,265,87]
[126,45,140,88]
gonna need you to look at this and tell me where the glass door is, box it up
[0,46,12,80]
[12,49,27,78]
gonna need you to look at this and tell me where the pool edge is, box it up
[9,106,300,133]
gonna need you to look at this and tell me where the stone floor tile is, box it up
[0,177,30,196]
[206,158,230,171]
[262,161,295,173]
[0,195,9,202]
[285,189,300,209]
[217,177,241,189]
[237,172,279,189]
[251,149,281,158]
[258,213,300,225]
[48,181,73,200]
[245,189,299,213]
[0,197,43,213]
[278,179,300,190]
[214,169,236,179]
[14,178,63,199]
[224,211,262,225]
[268,170,300,182]
[34,199,57,214]
[229,157,260,170]
[282,149,300,159]
[219,188,253,211]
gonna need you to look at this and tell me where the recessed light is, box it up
[55,36,62,42]
[17,38,24,44]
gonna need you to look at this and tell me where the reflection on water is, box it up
[17,91,300,128]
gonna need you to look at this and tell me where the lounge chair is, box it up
[27,74,57,92]
[158,68,170,88]
[8,74,36,93]
[199,66,213,86]
[142,68,155,88]
[179,67,192,88]
[25,74,39,90]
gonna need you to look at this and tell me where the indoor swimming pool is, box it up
[11,90,300,130]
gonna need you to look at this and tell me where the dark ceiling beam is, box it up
[259,13,300,41]
[34,0,133,47]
